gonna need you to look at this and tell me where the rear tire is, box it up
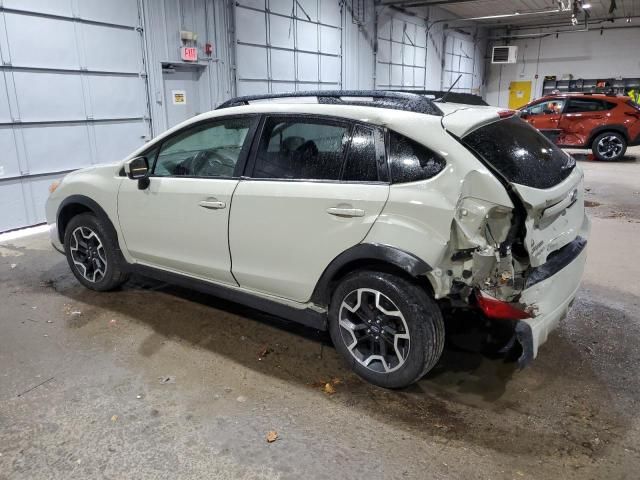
[328,270,445,389]
[64,213,129,291]
[592,132,627,161]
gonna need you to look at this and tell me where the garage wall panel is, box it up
[21,125,92,175]
[3,0,73,17]
[234,0,342,95]
[0,128,21,178]
[0,0,151,232]
[3,14,80,69]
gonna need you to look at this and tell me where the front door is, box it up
[118,116,257,284]
[522,98,566,143]
[229,116,389,302]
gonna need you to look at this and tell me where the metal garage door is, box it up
[376,14,427,90]
[442,33,481,93]
[234,0,342,95]
[0,0,150,232]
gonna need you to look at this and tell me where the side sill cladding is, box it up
[56,195,119,246]
[311,243,432,306]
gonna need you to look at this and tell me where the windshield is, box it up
[461,116,575,189]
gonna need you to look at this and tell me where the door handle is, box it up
[199,199,226,209]
[326,207,365,217]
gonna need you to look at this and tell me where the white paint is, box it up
[485,27,640,107]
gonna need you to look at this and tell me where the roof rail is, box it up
[216,90,443,116]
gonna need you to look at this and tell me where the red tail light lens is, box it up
[497,110,516,119]
[475,291,531,320]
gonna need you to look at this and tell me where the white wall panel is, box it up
[0,0,151,231]
[0,179,29,231]
[21,125,92,174]
[0,128,21,178]
[0,74,11,122]
[3,0,73,17]
[234,0,342,95]
[13,72,85,121]
[82,25,141,72]
[4,14,79,69]
[88,76,146,119]
[77,0,139,26]
[93,122,147,164]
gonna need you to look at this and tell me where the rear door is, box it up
[558,97,617,146]
[229,116,389,302]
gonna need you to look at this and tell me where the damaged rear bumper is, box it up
[515,236,588,366]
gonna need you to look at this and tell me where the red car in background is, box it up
[519,93,640,161]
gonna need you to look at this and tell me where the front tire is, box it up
[64,213,129,291]
[328,271,445,389]
[592,132,627,161]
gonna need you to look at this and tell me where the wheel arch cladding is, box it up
[588,125,629,145]
[57,195,119,246]
[311,243,432,307]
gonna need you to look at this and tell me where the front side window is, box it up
[388,131,446,183]
[253,117,350,180]
[154,117,253,177]
[525,99,565,116]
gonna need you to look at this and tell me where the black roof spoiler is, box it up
[216,90,443,116]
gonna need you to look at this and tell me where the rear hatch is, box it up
[442,106,584,267]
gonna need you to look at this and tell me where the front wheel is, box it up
[64,213,130,291]
[328,271,445,389]
[592,132,627,161]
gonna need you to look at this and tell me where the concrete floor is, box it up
[1,147,640,480]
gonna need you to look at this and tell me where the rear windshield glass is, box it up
[461,116,575,189]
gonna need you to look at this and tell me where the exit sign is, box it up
[181,47,197,62]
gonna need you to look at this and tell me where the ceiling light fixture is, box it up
[582,3,592,9]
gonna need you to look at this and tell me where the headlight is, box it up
[48,180,61,194]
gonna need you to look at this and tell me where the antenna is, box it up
[438,74,463,103]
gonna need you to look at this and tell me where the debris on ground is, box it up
[70,311,82,316]
[236,395,247,403]
[46,320,53,323]
[111,415,118,422]
[323,383,336,395]
[136,394,142,399]
[109,319,117,326]
[266,431,278,443]
[10,263,16,269]
[257,345,273,360]
[158,376,176,384]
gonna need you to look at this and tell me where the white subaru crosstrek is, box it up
[46,91,589,388]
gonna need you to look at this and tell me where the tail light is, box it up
[475,290,531,320]
[497,110,516,119]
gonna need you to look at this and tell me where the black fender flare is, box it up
[310,243,432,306]
[587,124,629,146]
[56,195,120,247]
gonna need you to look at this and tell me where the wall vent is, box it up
[491,46,518,64]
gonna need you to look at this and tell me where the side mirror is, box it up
[520,112,529,119]
[124,156,150,190]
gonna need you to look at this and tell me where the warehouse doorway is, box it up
[161,64,204,129]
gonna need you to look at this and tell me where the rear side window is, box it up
[462,116,575,189]
[388,131,446,183]
[342,125,381,182]
[253,118,349,180]
[565,98,615,113]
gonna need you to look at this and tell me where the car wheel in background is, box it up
[64,213,130,291]
[328,271,445,389]
[592,132,627,161]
